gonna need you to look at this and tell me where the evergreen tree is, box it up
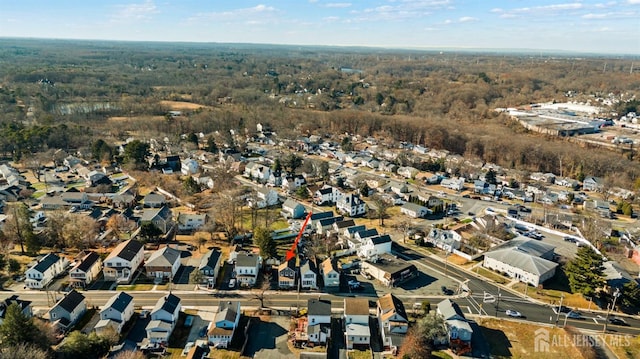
[565,246,605,297]
[485,168,497,185]
[253,227,276,259]
[205,136,218,154]
[620,280,640,310]
[0,304,45,349]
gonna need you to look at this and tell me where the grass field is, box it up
[604,334,640,359]
[476,267,510,285]
[511,283,591,309]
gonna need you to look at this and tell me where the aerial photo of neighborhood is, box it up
[0,2,639,359]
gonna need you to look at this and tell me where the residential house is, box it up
[425,229,462,252]
[344,298,371,349]
[583,176,604,192]
[48,290,86,332]
[314,186,343,205]
[140,205,173,235]
[253,187,279,208]
[144,246,182,279]
[181,159,199,175]
[336,193,367,217]
[361,254,418,287]
[208,301,241,348]
[282,198,306,219]
[146,294,182,344]
[584,199,612,218]
[278,258,298,289]
[40,191,93,210]
[483,238,557,287]
[343,225,366,239]
[400,202,431,218]
[244,162,272,183]
[397,166,419,179]
[378,294,409,353]
[556,177,580,189]
[282,174,306,193]
[307,299,332,345]
[316,216,344,235]
[300,258,318,290]
[474,180,496,195]
[25,253,68,289]
[603,261,634,291]
[357,234,392,260]
[199,249,222,287]
[143,193,166,208]
[437,299,473,355]
[0,295,32,325]
[332,219,355,235]
[440,177,465,191]
[320,258,340,288]
[235,253,261,287]
[267,172,283,187]
[95,292,134,335]
[103,239,145,283]
[177,213,207,232]
[309,211,335,227]
[69,251,102,289]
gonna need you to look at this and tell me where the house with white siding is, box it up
[25,253,68,289]
[48,290,86,332]
[307,299,331,345]
[69,251,102,289]
[483,238,557,287]
[146,294,181,345]
[400,202,431,218]
[321,258,340,288]
[378,294,408,353]
[103,239,145,283]
[95,292,134,335]
[208,301,241,348]
[344,298,371,349]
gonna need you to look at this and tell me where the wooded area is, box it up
[1,39,639,187]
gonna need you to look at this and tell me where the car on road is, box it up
[441,286,453,295]
[228,278,236,289]
[609,317,629,326]
[566,311,583,319]
[506,310,522,318]
[563,236,577,243]
[553,306,571,315]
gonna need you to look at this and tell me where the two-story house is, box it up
[278,258,297,289]
[583,176,604,192]
[143,192,166,208]
[234,253,261,287]
[437,299,473,355]
[103,239,145,283]
[300,258,318,290]
[253,187,279,208]
[425,228,462,252]
[95,292,134,335]
[25,253,68,289]
[140,205,173,234]
[144,246,182,279]
[377,294,409,353]
[321,258,340,288]
[336,193,367,217]
[244,162,272,183]
[208,301,241,348]
[344,298,371,349]
[48,290,86,332]
[177,213,207,232]
[282,174,306,193]
[69,251,102,289]
[146,294,182,344]
[0,295,32,325]
[199,249,222,288]
[357,234,392,260]
[281,198,306,219]
[307,299,331,345]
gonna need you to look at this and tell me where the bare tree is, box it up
[3,203,33,254]
[106,214,133,240]
[62,214,99,250]
[253,272,273,310]
[370,194,391,226]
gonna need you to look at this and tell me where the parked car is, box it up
[506,310,522,318]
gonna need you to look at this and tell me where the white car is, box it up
[506,310,522,318]
[228,278,236,288]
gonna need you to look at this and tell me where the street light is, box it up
[603,288,622,333]
[555,294,564,327]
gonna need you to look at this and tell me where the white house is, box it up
[425,228,462,252]
[307,299,332,344]
[244,162,272,183]
[281,198,306,219]
[0,295,32,325]
[95,292,134,335]
[177,212,207,231]
[314,186,343,205]
[397,166,419,179]
[357,234,392,260]
[437,299,473,354]
[440,177,465,191]
[483,239,557,287]
[69,251,102,289]
[300,259,318,290]
[583,176,604,192]
[378,294,409,353]
[25,253,68,289]
[336,193,367,217]
[103,239,145,283]
[181,158,199,175]
[282,174,306,193]
[234,253,261,287]
[144,246,182,279]
[400,202,431,218]
[146,294,181,344]
[344,298,371,349]
[253,187,279,208]
[321,258,340,288]
[48,290,86,332]
[208,301,241,348]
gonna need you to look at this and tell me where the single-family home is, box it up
[343,225,367,239]
[25,253,68,289]
[140,205,173,234]
[181,159,199,175]
[440,177,465,191]
[281,198,306,219]
[252,187,279,208]
[199,249,222,287]
[397,166,419,179]
[103,239,145,283]
[208,301,241,348]
[143,193,166,208]
[483,238,557,287]
[278,258,298,289]
[321,258,340,288]
[177,213,207,232]
[316,216,345,235]
[244,162,272,183]
[40,191,94,210]
[344,298,371,349]
[235,253,261,287]
[300,258,318,290]
[336,193,367,217]
[95,292,135,335]
[145,246,182,279]
[437,299,473,355]
[282,174,306,192]
[0,295,32,325]
[307,299,332,345]
[357,234,392,260]
[584,199,612,218]
[146,294,182,344]
[48,290,87,332]
[583,176,604,192]
[361,254,418,287]
[400,202,431,218]
[309,211,335,227]
[425,229,462,252]
[378,294,409,353]
[69,251,102,289]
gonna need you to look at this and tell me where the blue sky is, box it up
[1,0,639,54]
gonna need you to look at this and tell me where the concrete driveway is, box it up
[243,315,294,359]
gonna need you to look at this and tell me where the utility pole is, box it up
[603,288,621,333]
[555,295,564,327]
[495,288,501,317]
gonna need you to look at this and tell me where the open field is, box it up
[158,100,210,110]
[108,115,165,122]
[604,334,640,359]
[511,283,592,309]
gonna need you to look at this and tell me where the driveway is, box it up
[244,316,294,359]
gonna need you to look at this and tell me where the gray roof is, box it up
[300,259,317,275]
[484,248,558,276]
[235,253,259,268]
[401,202,428,212]
[32,253,61,274]
[215,301,239,324]
[103,292,133,314]
[501,237,555,257]
[283,198,304,210]
[144,193,166,204]
[437,299,466,321]
[73,252,100,273]
[307,299,331,316]
[146,246,181,267]
[356,228,378,239]
[140,206,171,222]
[199,249,222,271]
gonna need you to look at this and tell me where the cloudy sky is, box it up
[1,0,639,54]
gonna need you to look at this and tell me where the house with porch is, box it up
[344,298,371,349]
[378,293,409,353]
[278,257,298,289]
[25,253,68,289]
[103,239,145,283]
[235,253,261,287]
[199,249,222,288]
[69,251,102,289]
[48,290,86,333]
[144,246,182,280]
[95,292,134,335]
[307,299,332,345]
[208,301,241,348]
[146,294,181,345]
[437,299,472,356]
[300,258,318,290]
[321,258,340,288]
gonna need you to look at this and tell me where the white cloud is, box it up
[490,8,503,13]
[112,0,158,22]
[354,0,450,21]
[323,3,352,8]
[323,16,341,22]
[458,16,477,22]
[497,2,584,18]
[628,0,640,4]
[190,4,277,23]
[582,13,607,18]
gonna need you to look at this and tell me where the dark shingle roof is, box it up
[160,293,181,314]
[356,228,378,239]
[310,211,333,220]
[307,299,331,316]
[199,249,222,270]
[371,234,392,245]
[56,290,85,313]
[74,252,100,273]
[104,292,134,313]
[32,253,61,273]
[115,240,144,261]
